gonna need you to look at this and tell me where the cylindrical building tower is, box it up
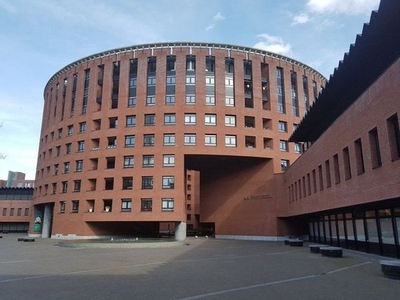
[31,42,325,240]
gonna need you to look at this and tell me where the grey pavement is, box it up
[0,233,399,300]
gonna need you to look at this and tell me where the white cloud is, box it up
[205,25,214,31]
[213,12,225,21]
[253,34,292,56]
[291,12,311,25]
[306,0,380,15]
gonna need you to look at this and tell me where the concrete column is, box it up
[175,221,187,241]
[41,204,52,238]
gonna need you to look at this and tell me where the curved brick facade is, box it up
[32,42,325,239]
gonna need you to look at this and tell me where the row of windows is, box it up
[1,207,30,217]
[60,198,174,213]
[37,175,174,196]
[288,113,400,202]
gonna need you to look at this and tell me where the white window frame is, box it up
[225,135,237,147]
[205,114,216,126]
[162,198,174,211]
[225,115,236,127]
[163,154,175,167]
[184,134,196,145]
[205,134,217,146]
[184,114,196,125]
[163,133,176,146]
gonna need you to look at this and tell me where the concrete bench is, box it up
[288,239,303,247]
[380,260,400,279]
[309,244,327,253]
[320,246,343,257]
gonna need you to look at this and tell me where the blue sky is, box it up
[0,0,380,180]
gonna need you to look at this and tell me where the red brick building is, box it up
[31,42,325,240]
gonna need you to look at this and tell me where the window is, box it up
[121,199,132,212]
[184,134,196,145]
[60,201,66,213]
[162,176,175,189]
[163,133,175,146]
[147,77,156,85]
[279,140,288,152]
[225,78,234,86]
[73,180,81,192]
[67,125,73,136]
[107,136,117,148]
[205,114,216,126]
[142,176,153,189]
[77,141,85,152]
[144,114,155,126]
[24,208,29,216]
[162,198,174,211]
[79,122,86,133]
[10,208,14,216]
[125,135,135,147]
[294,143,301,154]
[333,154,341,184]
[163,154,175,167]
[66,143,72,154]
[184,114,196,125]
[225,97,234,107]
[343,147,352,180]
[64,162,70,174]
[369,127,382,168]
[281,159,289,171]
[205,76,215,85]
[205,96,215,105]
[205,134,217,146]
[186,76,195,84]
[225,135,237,147]
[146,96,155,106]
[165,95,175,105]
[278,121,287,132]
[354,138,365,175]
[76,160,83,172]
[2,208,7,216]
[56,146,61,157]
[105,178,114,190]
[225,115,236,126]
[126,115,136,127]
[164,114,176,125]
[325,160,332,187]
[106,156,115,169]
[141,198,152,211]
[122,177,133,190]
[128,97,136,107]
[124,156,134,168]
[186,95,196,104]
[72,200,79,213]
[54,164,59,175]
[387,114,400,160]
[16,208,21,216]
[144,134,155,146]
[166,76,176,84]
[143,155,154,167]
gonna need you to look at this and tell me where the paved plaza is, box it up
[0,233,399,300]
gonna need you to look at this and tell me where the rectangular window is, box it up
[205,114,217,126]
[186,76,195,84]
[144,114,155,126]
[124,155,134,168]
[146,96,155,106]
[312,169,317,193]
[60,201,66,213]
[2,208,7,216]
[184,114,196,125]
[318,165,324,191]
[162,198,174,211]
[278,121,287,132]
[163,133,176,146]
[79,122,86,133]
[184,134,196,145]
[225,97,234,107]
[387,114,400,160]
[66,143,72,154]
[343,147,352,180]
[225,115,236,126]
[369,127,382,168]
[64,162,70,174]
[276,67,285,114]
[72,200,79,213]
[10,208,14,216]
[142,176,153,189]
[105,178,114,190]
[67,125,73,136]
[128,97,136,107]
[294,143,301,154]
[281,159,289,171]
[333,154,341,184]
[279,140,288,152]
[121,199,132,212]
[162,176,175,189]
[325,160,332,188]
[205,96,215,105]
[125,135,135,147]
[205,134,217,146]
[165,95,175,105]
[147,77,156,85]
[77,141,85,152]
[142,155,154,167]
[163,154,175,167]
[76,160,83,172]
[73,180,81,192]
[141,198,152,212]
[122,177,133,190]
[185,95,196,105]
[166,76,176,84]
[354,138,365,175]
[143,134,155,146]
[126,115,136,127]
[164,113,176,125]
[107,157,116,169]
[225,135,237,147]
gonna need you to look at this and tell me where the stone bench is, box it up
[320,246,343,257]
[309,244,327,253]
[380,260,400,279]
[288,239,303,247]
